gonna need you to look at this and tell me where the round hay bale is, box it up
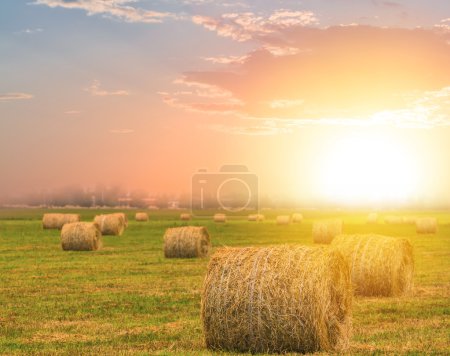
[416,217,438,234]
[213,213,226,223]
[366,212,378,224]
[135,212,149,222]
[384,215,404,225]
[42,213,80,230]
[248,214,265,222]
[61,222,102,251]
[276,215,290,225]
[164,226,211,258]
[331,234,414,296]
[201,245,352,353]
[403,216,417,225]
[113,212,128,227]
[93,214,125,236]
[180,213,192,221]
[292,213,304,223]
[312,219,343,244]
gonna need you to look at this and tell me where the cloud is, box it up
[166,25,450,128]
[15,28,43,34]
[0,93,34,101]
[110,128,134,134]
[192,9,318,42]
[85,80,129,96]
[202,54,249,64]
[31,0,173,24]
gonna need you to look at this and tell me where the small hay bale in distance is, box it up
[213,213,226,223]
[163,226,211,258]
[248,214,265,222]
[94,213,125,236]
[416,217,438,234]
[180,213,192,221]
[384,215,404,225]
[276,215,290,225]
[135,212,149,222]
[366,212,378,224]
[292,213,304,223]
[61,222,102,251]
[201,245,352,354]
[42,213,80,230]
[312,219,343,244]
[331,234,414,297]
[403,216,417,225]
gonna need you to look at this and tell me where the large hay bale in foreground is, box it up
[135,212,149,222]
[213,213,226,223]
[331,234,414,296]
[61,222,102,251]
[366,212,378,224]
[42,213,80,230]
[384,215,404,225]
[180,213,192,221]
[416,217,438,234]
[292,213,304,223]
[312,219,343,244]
[276,215,290,225]
[164,226,211,258]
[94,214,125,236]
[202,245,352,353]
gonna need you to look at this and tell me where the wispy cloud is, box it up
[192,9,318,42]
[31,0,174,24]
[110,128,134,134]
[15,28,43,35]
[85,80,129,96]
[202,54,249,64]
[0,93,34,102]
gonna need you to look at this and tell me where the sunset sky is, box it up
[1,0,449,207]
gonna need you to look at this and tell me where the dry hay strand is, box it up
[213,213,226,223]
[61,222,102,251]
[248,214,265,222]
[312,219,343,244]
[292,213,304,223]
[135,212,149,222]
[42,213,80,230]
[384,215,404,225]
[180,213,192,221]
[163,226,211,258]
[366,213,378,224]
[416,217,438,234]
[93,214,125,236]
[201,245,352,354]
[330,234,414,297]
[113,212,128,227]
[276,215,290,225]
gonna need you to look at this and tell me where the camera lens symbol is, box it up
[216,178,252,212]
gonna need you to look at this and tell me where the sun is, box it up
[316,131,420,205]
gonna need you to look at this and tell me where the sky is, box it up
[0,0,449,207]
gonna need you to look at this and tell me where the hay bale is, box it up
[94,214,125,236]
[113,212,128,227]
[164,226,211,258]
[312,219,343,244]
[276,215,290,225]
[416,217,438,234]
[61,222,102,251]
[201,245,352,353]
[42,213,80,230]
[213,213,226,223]
[384,215,404,225]
[292,213,303,223]
[248,214,265,222]
[366,212,378,224]
[135,212,149,222]
[331,234,414,296]
[180,213,192,221]
[403,216,417,225]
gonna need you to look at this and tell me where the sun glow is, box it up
[317,132,420,205]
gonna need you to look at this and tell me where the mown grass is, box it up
[0,209,449,355]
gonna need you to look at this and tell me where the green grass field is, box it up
[0,209,449,355]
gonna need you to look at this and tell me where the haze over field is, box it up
[1,0,449,207]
